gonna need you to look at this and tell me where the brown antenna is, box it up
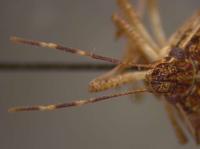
[10,36,153,71]
[8,88,148,112]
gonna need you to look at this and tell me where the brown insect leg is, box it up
[8,88,148,112]
[136,0,146,18]
[147,0,166,47]
[89,71,147,92]
[116,0,159,51]
[176,103,200,144]
[164,101,188,144]
[112,14,159,61]
[112,14,149,64]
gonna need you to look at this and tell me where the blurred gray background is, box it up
[1,0,200,149]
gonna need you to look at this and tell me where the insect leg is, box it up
[116,0,159,51]
[136,0,146,18]
[96,26,147,84]
[89,71,147,92]
[9,88,148,112]
[112,14,148,64]
[112,14,159,61]
[164,101,188,144]
[146,0,166,47]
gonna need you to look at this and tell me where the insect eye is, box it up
[169,48,186,59]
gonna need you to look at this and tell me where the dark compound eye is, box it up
[169,48,186,59]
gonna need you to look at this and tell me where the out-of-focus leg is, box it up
[112,14,159,61]
[137,0,146,18]
[164,101,188,144]
[89,71,147,92]
[117,0,159,51]
[147,0,166,47]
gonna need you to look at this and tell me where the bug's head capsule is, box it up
[145,60,196,102]
[145,62,177,95]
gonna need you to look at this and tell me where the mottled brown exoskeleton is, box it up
[6,0,200,145]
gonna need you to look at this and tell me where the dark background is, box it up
[1,0,200,149]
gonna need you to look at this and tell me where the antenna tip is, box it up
[8,107,17,112]
[10,36,20,43]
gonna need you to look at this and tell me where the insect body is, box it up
[7,0,200,145]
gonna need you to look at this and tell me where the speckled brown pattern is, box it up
[7,0,200,145]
